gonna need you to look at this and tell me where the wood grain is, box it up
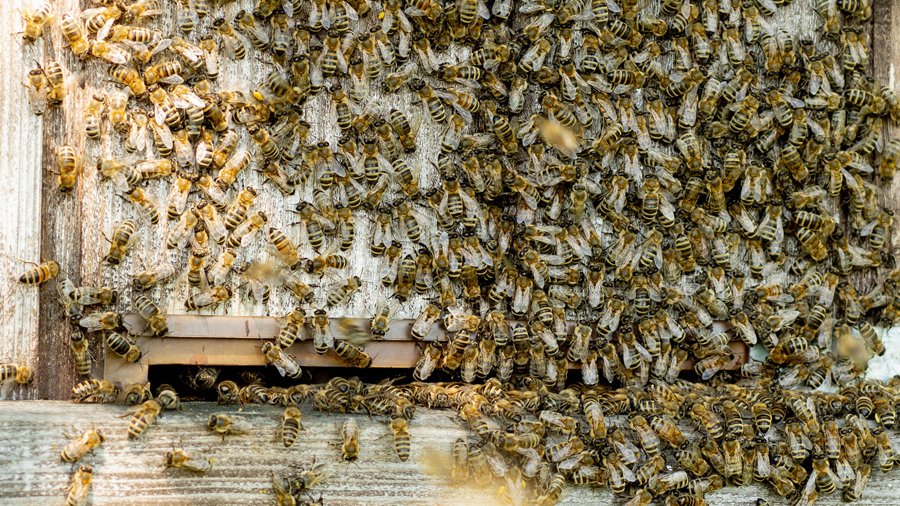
[874,0,900,253]
[34,0,99,400]
[0,401,897,505]
[0,0,46,400]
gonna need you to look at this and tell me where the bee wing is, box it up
[97,17,116,42]
[150,121,174,149]
[477,0,491,18]
[342,1,359,20]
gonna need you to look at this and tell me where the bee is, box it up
[281,406,304,447]
[234,9,269,51]
[341,419,360,461]
[216,381,239,405]
[262,342,302,378]
[227,211,268,248]
[334,341,373,368]
[60,14,90,58]
[60,429,104,463]
[326,276,361,308]
[215,150,251,190]
[165,447,214,473]
[294,202,330,252]
[124,382,151,406]
[369,302,395,338]
[53,144,82,193]
[207,414,247,441]
[134,295,167,337]
[221,189,257,232]
[126,187,160,225]
[66,465,93,506]
[127,400,161,438]
[390,417,411,462]
[184,286,232,311]
[105,331,141,363]
[629,414,661,456]
[18,259,60,285]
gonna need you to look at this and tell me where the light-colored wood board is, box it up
[0,0,46,400]
[122,314,445,341]
[0,401,898,505]
[103,317,747,386]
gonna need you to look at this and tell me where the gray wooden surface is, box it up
[0,0,47,400]
[0,401,898,505]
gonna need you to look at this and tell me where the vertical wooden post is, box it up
[33,0,92,399]
[874,0,900,252]
[0,0,44,399]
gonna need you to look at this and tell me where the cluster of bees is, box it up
[8,0,900,502]
[31,372,900,505]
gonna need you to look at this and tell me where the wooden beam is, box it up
[105,315,747,386]
[0,401,898,505]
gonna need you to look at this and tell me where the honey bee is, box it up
[216,381,239,405]
[184,286,232,311]
[227,211,268,248]
[66,464,93,506]
[262,342,302,378]
[125,399,161,438]
[340,419,360,461]
[281,406,304,447]
[58,429,103,463]
[326,276,361,307]
[60,14,90,58]
[390,417,411,462]
[124,382,151,406]
[207,413,247,441]
[165,447,214,473]
[334,341,372,368]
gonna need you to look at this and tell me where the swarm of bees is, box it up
[10,0,900,502]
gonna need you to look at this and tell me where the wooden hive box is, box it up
[0,0,896,400]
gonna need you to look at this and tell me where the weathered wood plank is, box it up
[0,401,897,505]
[874,0,900,249]
[34,0,97,400]
[0,0,46,400]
